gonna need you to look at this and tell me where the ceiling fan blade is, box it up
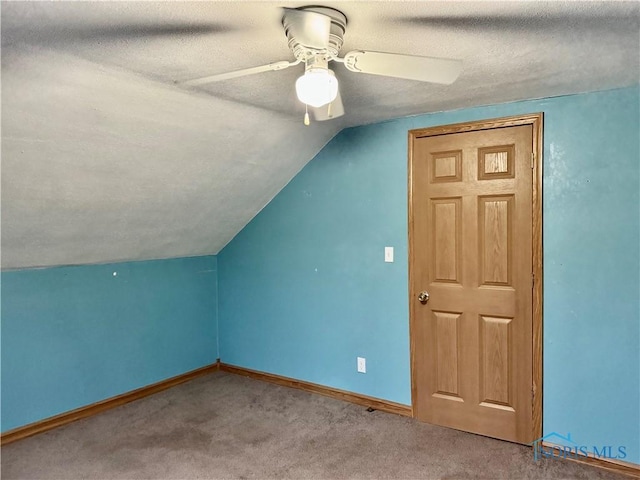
[282,7,331,50]
[392,13,640,34]
[311,89,344,121]
[67,23,233,40]
[179,60,296,87]
[343,50,462,85]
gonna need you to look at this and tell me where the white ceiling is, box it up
[2,1,638,270]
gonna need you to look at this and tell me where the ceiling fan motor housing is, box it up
[283,6,347,61]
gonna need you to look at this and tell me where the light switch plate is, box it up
[384,246,394,263]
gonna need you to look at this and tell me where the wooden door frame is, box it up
[407,113,543,441]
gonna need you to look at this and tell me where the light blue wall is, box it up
[218,86,640,463]
[1,255,218,432]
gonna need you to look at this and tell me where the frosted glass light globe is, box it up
[295,68,339,108]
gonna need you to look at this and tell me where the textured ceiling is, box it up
[2,1,638,269]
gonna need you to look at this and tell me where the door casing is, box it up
[407,113,543,441]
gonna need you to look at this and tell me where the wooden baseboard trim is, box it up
[1,361,220,446]
[541,441,640,478]
[219,363,413,417]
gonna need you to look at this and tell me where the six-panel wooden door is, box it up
[410,122,535,444]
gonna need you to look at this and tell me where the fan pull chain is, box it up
[304,104,310,126]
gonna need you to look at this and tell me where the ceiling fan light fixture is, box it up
[295,68,338,108]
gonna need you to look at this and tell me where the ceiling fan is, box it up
[179,6,462,124]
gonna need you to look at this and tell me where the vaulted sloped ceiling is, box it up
[2,1,638,269]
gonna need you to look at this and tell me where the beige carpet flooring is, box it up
[1,372,630,479]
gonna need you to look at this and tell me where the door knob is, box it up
[418,291,430,304]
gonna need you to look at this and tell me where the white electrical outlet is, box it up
[384,246,394,263]
[357,357,366,373]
